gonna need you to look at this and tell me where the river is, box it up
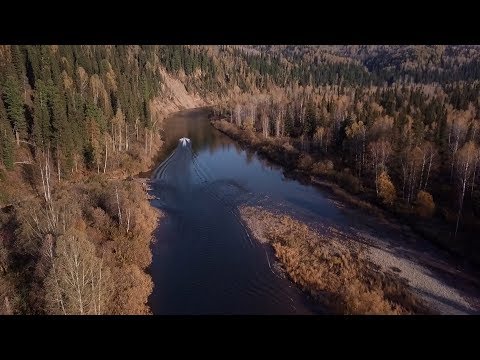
[146,108,480,315]
[147,108,333,314]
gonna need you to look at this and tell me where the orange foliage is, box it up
[239,206,426,314]
[416,191,435,218]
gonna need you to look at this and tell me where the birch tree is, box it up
[44,232,113,315]
[368,140,391,195]
[454,141,479,239]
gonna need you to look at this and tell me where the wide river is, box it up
[147,108,355,314]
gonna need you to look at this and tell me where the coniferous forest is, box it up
[1,45,480,315]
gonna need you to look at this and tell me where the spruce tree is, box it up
[50,82,74,173]
[11,45,26,81]
[0,99,14,170]
[2,75,27,143]
[32,79,52,149]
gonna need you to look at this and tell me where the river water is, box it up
[145,108,480,315]
[147,109,343,314]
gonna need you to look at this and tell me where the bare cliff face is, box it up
[150,68,207,120]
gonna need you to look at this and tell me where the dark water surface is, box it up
[148,109,345,314]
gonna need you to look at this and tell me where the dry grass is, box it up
[310,178,388,219]
[239,206,428,315]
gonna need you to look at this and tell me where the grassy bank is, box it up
[211,119,480,267]
[239,205,429,314]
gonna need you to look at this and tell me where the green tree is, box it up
[11,45,26,81]
[0,99,15,170]
[32,79,52,149]
[2,75,26,144]
[49,82,74,173]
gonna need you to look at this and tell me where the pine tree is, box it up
[0,98,15,170]
[49,82,74,174]
[11,45,26,81]
[32,79,52,149]
[2,75,27,144]
[25,45,41,87]
[0,123,15,170]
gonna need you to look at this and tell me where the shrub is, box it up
[297,153,314,171]
[335,171,363,194]
[415,190,435,218]
[282,142,296,153]
[312,160,334,175]
[377,171,396,206]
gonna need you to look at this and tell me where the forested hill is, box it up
[2,45,480,223]
[2,45,480,183]
[212,45,480,266]
[2,45,480,315]
[248,45,480,86]
[0,45,210,182]
[0,45,219,315]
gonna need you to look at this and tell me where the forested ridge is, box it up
[1,45,480,314]
[0,45,212,314]
[211,45,480,267]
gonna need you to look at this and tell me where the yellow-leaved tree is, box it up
[416,190,435,218]
[377,170,396,206]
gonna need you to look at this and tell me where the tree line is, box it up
[215,61,480,247]
[2,44,480,313]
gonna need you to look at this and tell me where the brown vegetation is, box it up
[2,176,162,314]
[239,205,428,315]
[416,190,435,218]
[212,117,480,266]
[0,45,208,314]
[377,171,396,206]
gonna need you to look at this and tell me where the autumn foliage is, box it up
[2,178,161,314]
[2,44,480,312]
[377,171,396,206]
[239,206,427,314]
[416,191,435,218]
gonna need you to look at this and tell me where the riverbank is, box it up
[212,118,480,314]
[148,108,328,314]
[0,107,202,315]
[239,206,428,314]
[210,118,480,269]
[239,205,480,314]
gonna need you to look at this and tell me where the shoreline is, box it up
[238,205,430,314]
[210,118,480,273]
[134,106,212,314]
[211,118,480,314]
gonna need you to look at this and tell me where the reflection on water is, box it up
[148,109,326,314]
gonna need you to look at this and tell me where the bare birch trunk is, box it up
[126,208,131,234]
[145,129,148,154]
[115,187,122,225]
[103,135,108,174]
[125,123,129,151]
